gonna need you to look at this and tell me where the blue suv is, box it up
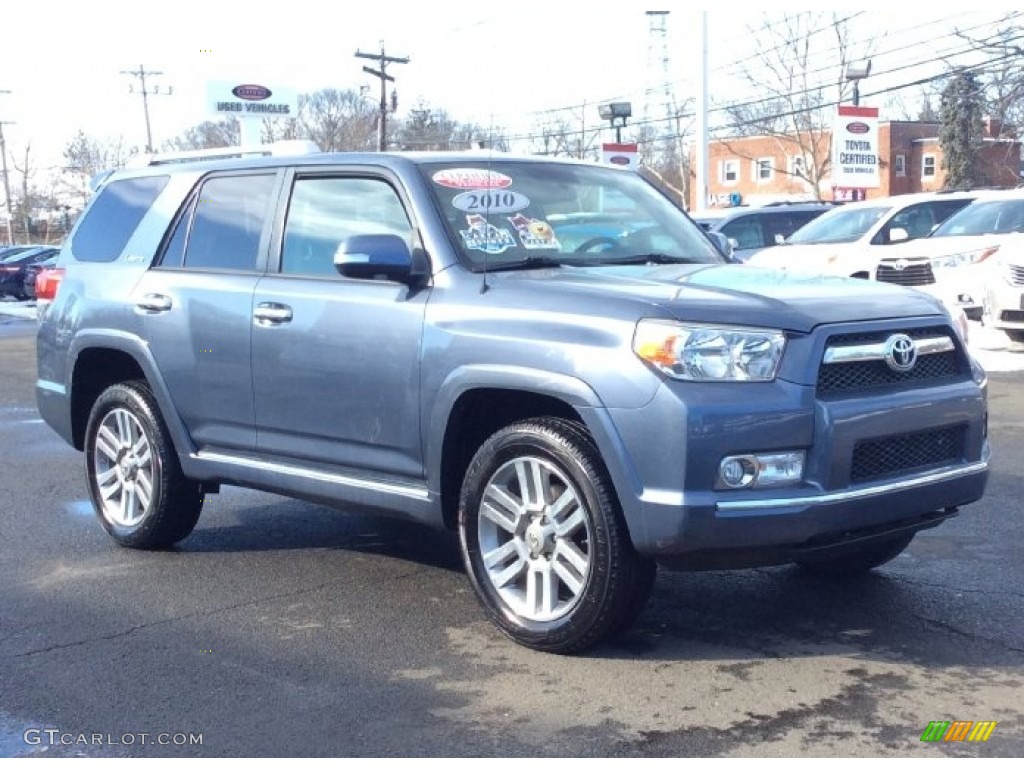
[36,143,990,653]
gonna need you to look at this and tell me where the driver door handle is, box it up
[136,293,173,313]
[253,302,293,326]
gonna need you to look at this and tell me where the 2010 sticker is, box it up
[460,214,516,254]
[451,189,530,214]
[508,214,561,250]
[433,168,513,190]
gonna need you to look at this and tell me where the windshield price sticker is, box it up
[432,168,513,190]
[452,189,530,214]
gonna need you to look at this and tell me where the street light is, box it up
[845,60,872,107]
[598,101,632,144]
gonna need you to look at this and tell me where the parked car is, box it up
[23,254,59,300]
[691,202,835,262]
[874,189,1024,324]
[36,142,989,654]
[748,191,980,278]
[0,247,60,299]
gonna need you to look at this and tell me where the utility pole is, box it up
[0,90,13,245]
[355,43,409,151]
[121,65,172,152]
[694,11,709,212]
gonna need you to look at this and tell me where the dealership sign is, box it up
[206,81,298,118]
[831,105,879,189]
[601,143,639,170]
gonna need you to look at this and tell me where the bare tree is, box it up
[298,89,377,152]
[163,118,240,151]
[720,12,865,199]
[62,131,135,206]
[956,20,1024,133]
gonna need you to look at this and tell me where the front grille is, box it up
[817,326,962,393]
[851,426,966,483]
[1008,264,1024,286]
[877,262,934,286]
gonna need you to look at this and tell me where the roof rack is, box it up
[126,140,322,168]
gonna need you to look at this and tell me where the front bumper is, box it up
[987,276,1024,330]
[592,331,988,566]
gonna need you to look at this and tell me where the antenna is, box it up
[480,114,497,294]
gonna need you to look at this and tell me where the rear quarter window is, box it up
[71,175,170,262]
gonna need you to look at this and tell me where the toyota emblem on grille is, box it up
[884,334,917,372]
[893,259,910,271]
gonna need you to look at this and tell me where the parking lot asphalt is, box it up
[1,316,1022,757]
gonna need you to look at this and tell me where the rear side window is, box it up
[71,175,170,262]
[179,174,276,271]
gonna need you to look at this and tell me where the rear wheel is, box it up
[796,533,914,578]
[458,417,655,654]
[84,381,203,549]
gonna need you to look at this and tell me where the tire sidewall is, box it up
[84,384,167,545]
[459,425,616,644]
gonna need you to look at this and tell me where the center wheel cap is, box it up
[525,522,551,557]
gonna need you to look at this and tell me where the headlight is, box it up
[633,320,786,381]
[931,246,999,270]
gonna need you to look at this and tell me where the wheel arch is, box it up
[427,366,642,534]
[68,332,193,456]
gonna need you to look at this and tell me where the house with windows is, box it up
[690,119,1021,210]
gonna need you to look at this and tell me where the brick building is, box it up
[690,119,1021,210]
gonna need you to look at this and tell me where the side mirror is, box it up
[888,227,909,243]
[707,231,733,258]
[334,234,418,283]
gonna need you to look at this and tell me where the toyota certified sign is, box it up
[206,81,298,117]
[831,105,880,189]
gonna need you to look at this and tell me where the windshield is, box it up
[931,198,1024,237]
[419,160,724,270]
[787,205,890,244]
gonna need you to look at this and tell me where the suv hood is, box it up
[495,264,945,333]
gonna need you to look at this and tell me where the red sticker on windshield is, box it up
[432,168,513,189]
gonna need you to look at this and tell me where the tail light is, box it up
[35,268,65,301]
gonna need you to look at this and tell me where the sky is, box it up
[0,2,1020,184]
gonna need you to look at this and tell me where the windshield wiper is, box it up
[579,253,705,266]
[484,256,564,272]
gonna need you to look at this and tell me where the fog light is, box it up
[719,457,757,488]
[717,451,805,490]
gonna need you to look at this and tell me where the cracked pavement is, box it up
[1,319,1022,757]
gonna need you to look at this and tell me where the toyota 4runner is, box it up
[36,143,990,653]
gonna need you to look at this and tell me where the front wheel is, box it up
[795,533,914,578]
[84,381,203,549]
[458,417,655,654]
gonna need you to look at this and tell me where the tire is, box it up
[84,381,203,549]
[795,533,914,578]
[458,417,656,654]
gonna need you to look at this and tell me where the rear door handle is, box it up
[253,302,293,325]
[136,293,173,313]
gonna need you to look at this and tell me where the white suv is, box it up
[749,191,979,278]
[873,189,1024,335]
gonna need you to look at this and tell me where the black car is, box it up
[691,202,835,262]
[0,248,60,299]
[23,254,59,300]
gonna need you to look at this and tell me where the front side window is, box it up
[178,174,276,271]
[419,161,723,270]
[280,177,413,277]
